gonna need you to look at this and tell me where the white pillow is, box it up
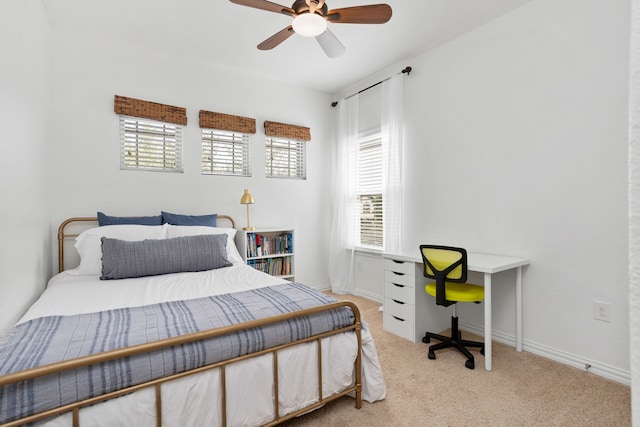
[166,225,244,265]
[69,224,168,276]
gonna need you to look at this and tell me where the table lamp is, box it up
[240,189,255,231]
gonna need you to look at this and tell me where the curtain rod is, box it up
[331,66,412,107]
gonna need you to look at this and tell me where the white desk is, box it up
[382,251,530,371]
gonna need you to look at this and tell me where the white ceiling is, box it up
[40,0,532,94]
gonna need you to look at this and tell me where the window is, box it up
[119,116,183,172]
[357,133,383,248]
[202,129,251,176]
[265,137,307,179]
[263,120,310,180]
[114,95,186,173]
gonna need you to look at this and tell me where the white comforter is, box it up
[18,265,386,426]
[20,265,286,322]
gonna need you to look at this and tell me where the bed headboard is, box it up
[57,215,237,273]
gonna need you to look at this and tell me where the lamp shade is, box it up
[292,13,327,37]
[240,189,254,204]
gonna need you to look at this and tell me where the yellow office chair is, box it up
[420,245,485,369]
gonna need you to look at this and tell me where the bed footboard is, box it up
[0,301,362,427]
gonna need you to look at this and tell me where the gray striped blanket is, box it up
[0,283,354,425]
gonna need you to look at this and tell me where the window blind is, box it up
[199,110,255,176]
[114,95,187,125]
[202,129,251,176]
[120,116,183,172]
[357,134,383,248]
[265,137,307,179]
[264,121,311,141]
[199,110,256,134]
[264,120,309,180]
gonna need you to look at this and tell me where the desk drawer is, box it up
[385,281,413,303]
[384,297,414,322]
[383,313,414,341]
[384,270,414,287]
[383,258,414,275]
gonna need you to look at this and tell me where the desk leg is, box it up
[484,273,492,371]
[516,266,523,352]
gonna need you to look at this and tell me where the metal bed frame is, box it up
[1,217,362,427]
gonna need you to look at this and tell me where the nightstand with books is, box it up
[238,228,294,280]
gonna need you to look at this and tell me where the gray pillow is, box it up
[100,234,231,280]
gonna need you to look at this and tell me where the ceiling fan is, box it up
[229,0,392,58]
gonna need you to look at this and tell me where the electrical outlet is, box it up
[356,262,363,272]
[594,302,611,322]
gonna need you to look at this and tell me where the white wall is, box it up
[349,0,631,382]
[629,0,639,421]
[45,27,333,288]
[0,0,52,331]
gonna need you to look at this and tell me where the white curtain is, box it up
[329,96,359,294]
[381,75,404,253]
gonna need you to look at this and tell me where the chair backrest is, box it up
[419,245,468,306]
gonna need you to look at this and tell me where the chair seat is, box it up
[425,281,484,302]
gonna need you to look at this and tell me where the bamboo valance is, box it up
[114,95,187,126]
[264,121,311,141]
[199,110,256,134]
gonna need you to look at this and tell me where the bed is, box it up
[0,215,386,426]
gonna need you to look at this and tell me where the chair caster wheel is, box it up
[428,352,436,360]
[465,359,475,369]
[422,336,430,344]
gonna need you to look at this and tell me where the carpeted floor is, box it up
[281,293,631,426]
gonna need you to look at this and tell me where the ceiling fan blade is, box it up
[326,4,392,24]
[258,26,296,50]
[229,0,295,16]
[316,29,345,58]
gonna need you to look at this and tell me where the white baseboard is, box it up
[325,289,630,385]
[315,286,384,305]
[460,321,631,386]
[354,288,384,304]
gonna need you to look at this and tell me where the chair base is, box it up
[422,315,484,369]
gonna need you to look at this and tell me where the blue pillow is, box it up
[162,211,217,227]
[97,212,163,226]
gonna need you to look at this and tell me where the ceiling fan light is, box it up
[292,13,327,37]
